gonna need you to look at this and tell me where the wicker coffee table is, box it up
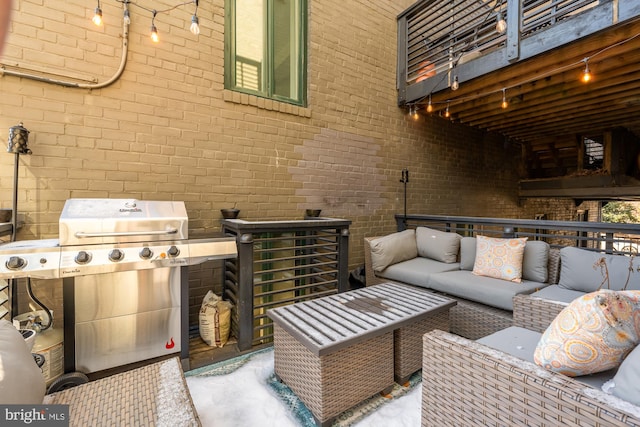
[267,282,455,426]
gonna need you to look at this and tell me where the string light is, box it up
[150,10,159,42]
[496,12,507,34]
[93,1,103,26]
[90,0,200,42]
[581,58,591,83]
[405,24,640,119]
[451,75,459,91]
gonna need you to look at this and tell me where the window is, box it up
[225,0,307,106]
[583,136,603,170]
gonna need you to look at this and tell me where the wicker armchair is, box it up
[422,329,640,426]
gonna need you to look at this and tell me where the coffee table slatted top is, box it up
[267,282,455,356]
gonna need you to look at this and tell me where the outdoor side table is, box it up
[267,282,456,426]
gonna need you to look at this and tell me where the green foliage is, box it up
[601,201,640,224]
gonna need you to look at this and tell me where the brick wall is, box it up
[0,0,576,328]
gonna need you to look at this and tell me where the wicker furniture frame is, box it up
[422,329,640,426]
[268,282,455,426]
[364,236,561,340]
[43,357,201,426]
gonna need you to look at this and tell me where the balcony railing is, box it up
[398,0,639,104]
[221,218,351,351]
[395,213,640,256]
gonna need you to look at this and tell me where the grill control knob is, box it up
[109,249,124,262]
[139,247,153,259]
[75,251,91,264]
[167,246,180,257]
[6,256,26,270]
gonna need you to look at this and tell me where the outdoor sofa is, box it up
[364,227,561,339]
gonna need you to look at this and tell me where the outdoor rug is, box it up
[185,347,421,426]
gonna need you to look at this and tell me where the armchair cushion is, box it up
[611,344,640,406]
[558,247,640,292]
[416,227,461,263]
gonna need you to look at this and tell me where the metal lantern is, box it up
[7,122,31,155]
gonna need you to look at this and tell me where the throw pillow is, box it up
[0,320,46,404]
[611,343,640,406]
[472,235,527,282]
[534,289,640,377]
[369,229,418,273]
[415,227,461,263]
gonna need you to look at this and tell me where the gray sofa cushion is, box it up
[522,241,549,283]
[477,325,614,389]
[558,246,640,292]
[378,257,460,288]
[529,285,583,304]
[459,237,477,271]
[477,326,541,363]
[612,344,640,406]
[428,270,543,311]
[416,227,461,263]
[370,229,417,273]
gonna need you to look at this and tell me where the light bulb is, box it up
[501,88,508,109]
[92,7,103,26]
[444,105,450,118]
[151,25,159,43]
[190,15,200,35]
[496,12,507,34]
[427,98,433,113]
[451,76,459,91]
[582,62,591,83]
[123,10,131,25]
[411,106,419,120]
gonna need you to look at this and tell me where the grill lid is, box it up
[59,199,188,246]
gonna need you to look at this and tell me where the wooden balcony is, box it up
[398,1,640,193]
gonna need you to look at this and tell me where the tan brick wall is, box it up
[0,0,558,327]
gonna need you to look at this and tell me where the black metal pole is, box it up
[11,152,18,242]
[400,168,409,227]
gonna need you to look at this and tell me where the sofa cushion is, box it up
[0,320,46,404]
[459,237,476,271]
[378,257,460,288]
[611,344,640,406]
[428,270,542,311]
[558,246,640,292]
[369,229,417,273]
[534,289,640,377]
[473,236,528,283]
[529,285,583,305]
[416,227,461,263]
[522,241,549,283]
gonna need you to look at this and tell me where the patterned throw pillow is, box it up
[472,235,527,282]
[534,289,640,377]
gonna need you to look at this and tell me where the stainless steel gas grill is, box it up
[0,198,236,377]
